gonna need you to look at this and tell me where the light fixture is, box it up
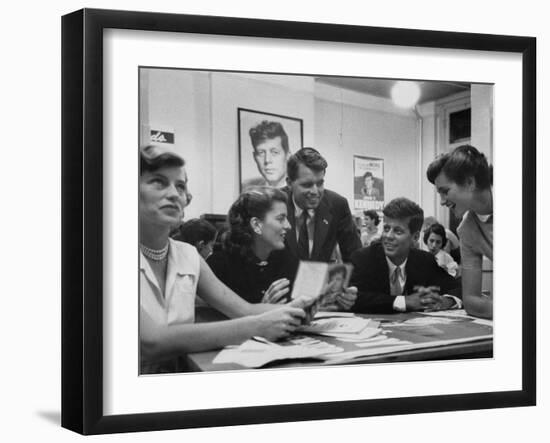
[391,81,421,108]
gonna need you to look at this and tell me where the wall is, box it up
[209,73,315,212]
[314,93,418,206]
[144,69,315,218]
[145,69,420,219]
[471,84,494,163]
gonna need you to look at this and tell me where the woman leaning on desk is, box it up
[139,145,311,374]
[427,145,493,319]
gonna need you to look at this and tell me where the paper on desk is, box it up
[316,327,382,341]
[213,338,343,368]
[420,309,493,326]
[387,316,460,327]
[320,334,493,365]
[355,337,412,348]
[314,311,356,319]
[299,317,372,334]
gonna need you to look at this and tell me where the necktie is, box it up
[298,211,310,259]
[390,266,403,296]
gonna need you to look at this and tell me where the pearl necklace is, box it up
[140,243,169,261]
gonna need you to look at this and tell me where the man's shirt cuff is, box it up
[393,295,407,312]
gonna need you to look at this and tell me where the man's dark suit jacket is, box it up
[350,242,460,314]
[280,187,361,263]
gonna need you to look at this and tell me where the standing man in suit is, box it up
[350,197,461,314]
[281,147,361,263]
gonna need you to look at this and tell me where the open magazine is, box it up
[290,261,353,305]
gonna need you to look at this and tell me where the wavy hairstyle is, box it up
[286,147,328,181]
[426,144,492,190]
[140,144,184,175]
[383,197,424,235]
[225,186,288,260]
[249,120,289,153]
[363,209,380,226]
[423,222,448,249]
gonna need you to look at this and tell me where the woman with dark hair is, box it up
[423,223,459,277]
[427,144,493,318]
[207,186,299,304]
[139,145,309,374]
[360,209,381,247]
[172,218,217,259]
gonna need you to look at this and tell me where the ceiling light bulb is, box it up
[391,81,421,108]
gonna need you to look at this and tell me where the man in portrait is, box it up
[360,171,381,200]
[242,120,290,190]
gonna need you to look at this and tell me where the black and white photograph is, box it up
[138,67,494,375]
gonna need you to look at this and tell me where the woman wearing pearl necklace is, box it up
[139,144,311,374]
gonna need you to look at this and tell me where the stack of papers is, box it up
[213,337,344,368]
[298,312,381,341]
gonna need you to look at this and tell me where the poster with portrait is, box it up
[354,155,385,210]
[238,108,303,191]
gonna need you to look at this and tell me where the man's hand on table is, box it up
[405,286,454,312]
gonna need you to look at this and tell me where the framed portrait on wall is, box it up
[238,108,303,191]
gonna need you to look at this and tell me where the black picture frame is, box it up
[62,8,536,435]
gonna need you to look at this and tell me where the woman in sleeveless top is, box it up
[139,144,311,373]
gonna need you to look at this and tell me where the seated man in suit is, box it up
[281,147,362,263]
[350,197,461,314]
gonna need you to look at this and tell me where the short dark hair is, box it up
[140,144,184,175]
[249,121,289,153]
[225,186,288,259]
[426,144,492,190]
[363,171,374,180]
[287,147,328,181]
[173,218,217,246]
[363,210,380,226]
[382,198,424,234]
[423,222,447,248]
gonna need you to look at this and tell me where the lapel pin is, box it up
[323,219,328,225]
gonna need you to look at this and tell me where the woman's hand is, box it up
[288,296,318,325]
[261,278,290,304]
[254,305,305,341]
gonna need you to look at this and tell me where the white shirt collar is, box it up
[386,256,408,274]
[292,195,315,219]
[475,212,492,223]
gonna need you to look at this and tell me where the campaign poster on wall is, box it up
[353,155,384,210]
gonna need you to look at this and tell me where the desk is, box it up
[189,309,492,372]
